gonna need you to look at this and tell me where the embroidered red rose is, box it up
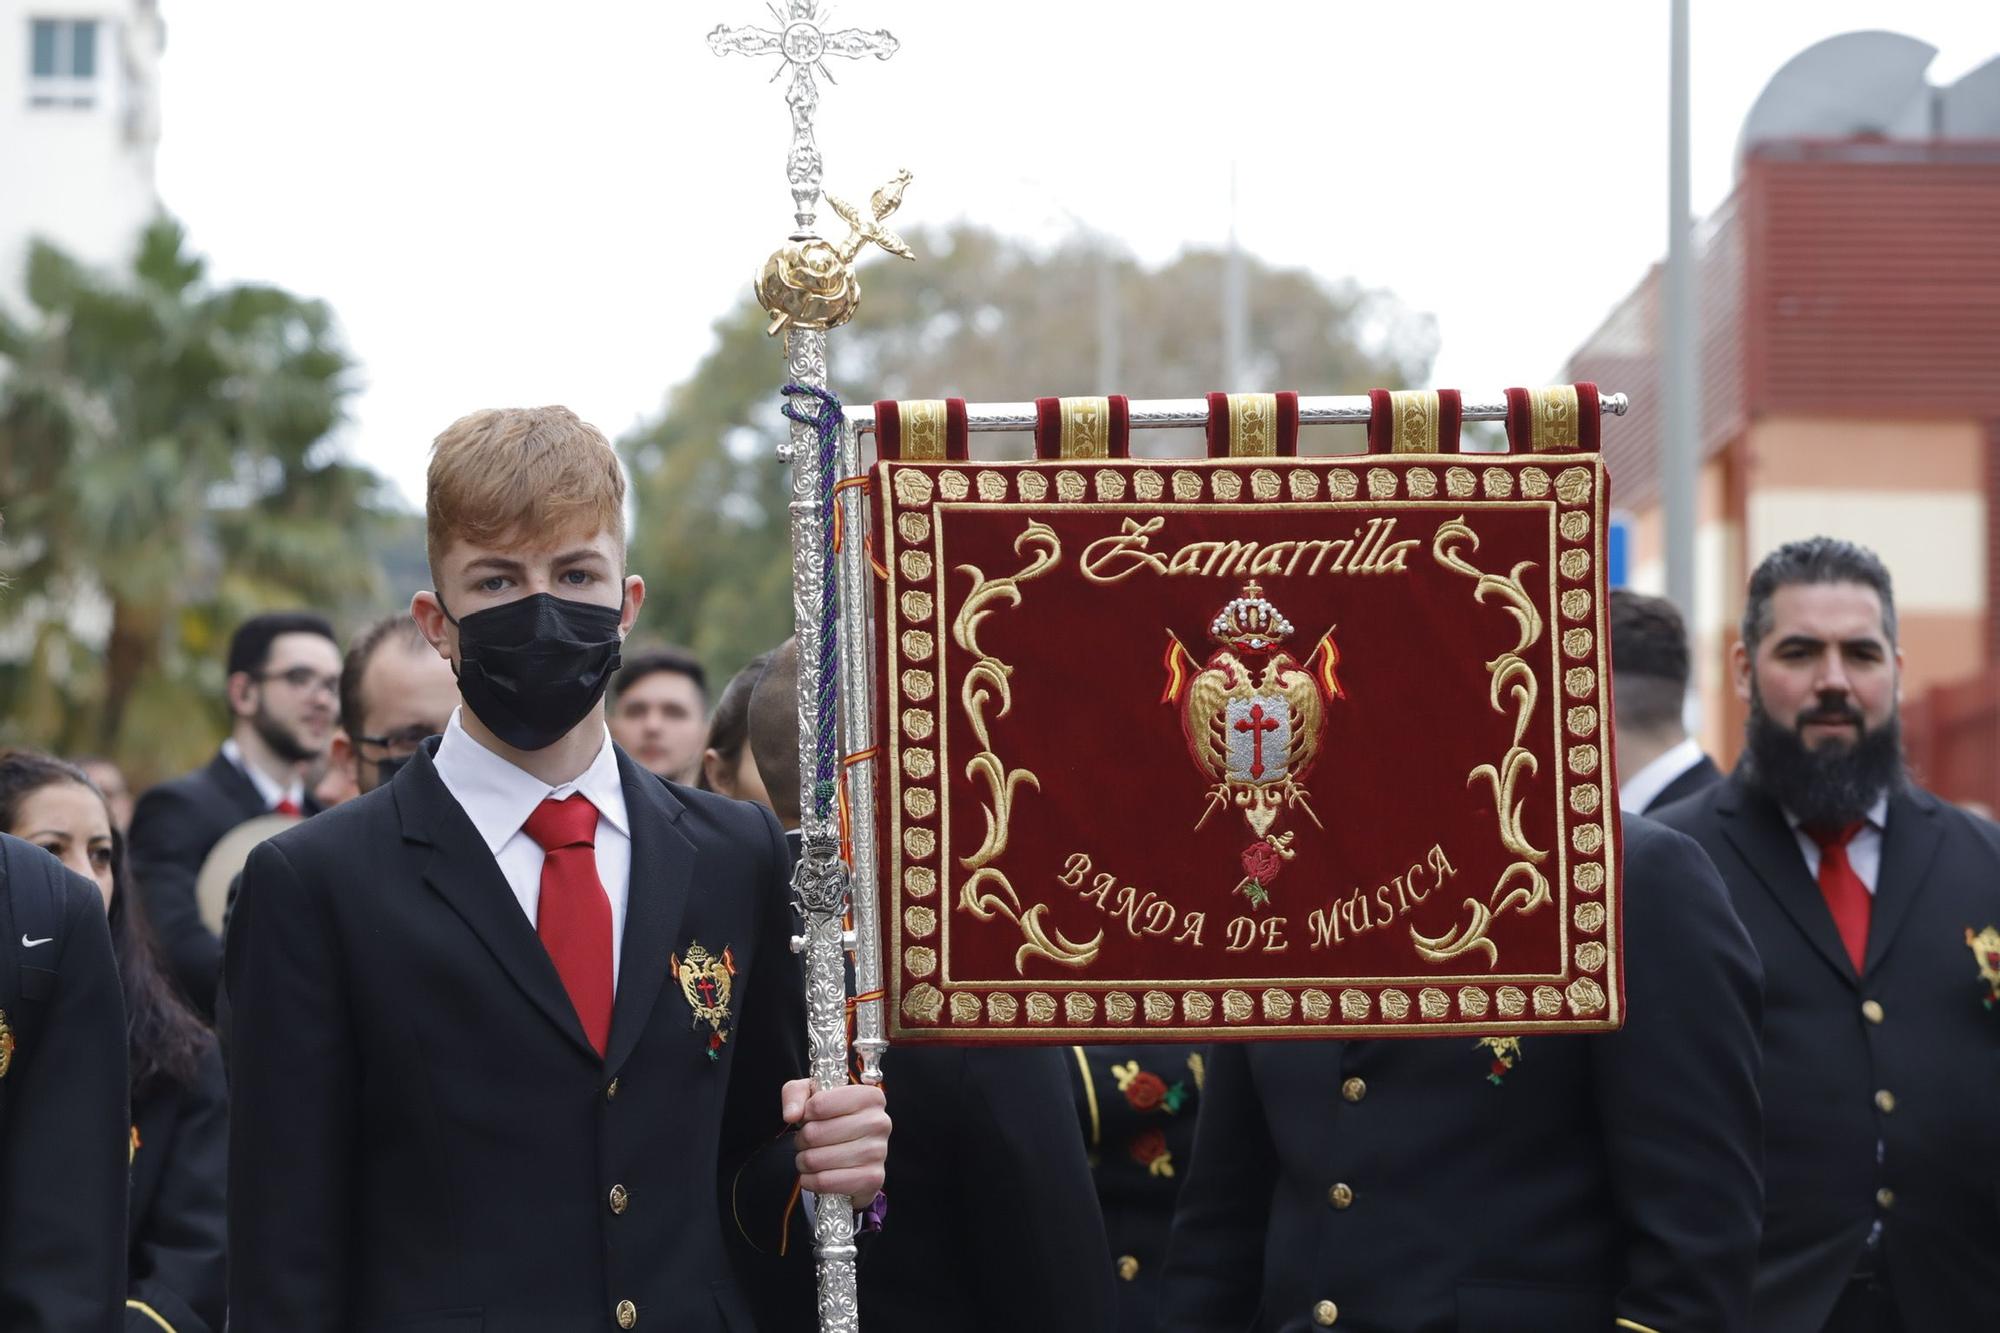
[1241,840,1284,885]
[1130,1127,1168,1166]
[1125,1071,1170,1111]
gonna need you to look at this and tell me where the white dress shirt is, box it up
[1783,794,1890,895]
[1618,736,1708,814]
[221,736,306,811]
[431,707,633,988]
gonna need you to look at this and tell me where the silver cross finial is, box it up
[710,3,900,235]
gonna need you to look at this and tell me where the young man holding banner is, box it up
[226,406,889,1332]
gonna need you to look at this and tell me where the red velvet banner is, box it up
[872,455,1623,1042]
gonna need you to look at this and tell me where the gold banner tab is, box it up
[1389,391,1441,454]
[901,399,950,460]
[1059,397,1112,459]
[1226,394,1279,457]
[1530,386,1582,452]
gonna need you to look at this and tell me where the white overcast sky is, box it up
[155,1,1993,509]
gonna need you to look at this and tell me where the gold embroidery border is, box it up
[888,481,1616,1015]
[909,493,1610,996]
[878,458,1617,1039]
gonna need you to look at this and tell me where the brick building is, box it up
[1563,136,2000,808]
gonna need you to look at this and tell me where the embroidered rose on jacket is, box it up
[1130,1127,1174,1177]
[1476,1035,1522,1086]
[1112,1060,1190,1113]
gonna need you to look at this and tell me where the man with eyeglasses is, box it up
[328,614,462,797]
[130,611,341,1017]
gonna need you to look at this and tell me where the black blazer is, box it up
[1646,752,1722,813]
[0,834,129,1332]
[1070,1043,1205,1332]
[857,1044,1115,1333]
[1161,816,1766,1333]
[127,1041,227,1333]
[130,751,306,1017]
[1654,772,2000,1333]
[224,740,807,1333]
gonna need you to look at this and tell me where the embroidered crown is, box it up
[1209,581,1294,651]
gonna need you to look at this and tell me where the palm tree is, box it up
[0,217,392,772]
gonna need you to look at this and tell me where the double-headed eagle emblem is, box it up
[1162,582,1344,907]
[671,942,737,1060]
[1968,925,2000,1009]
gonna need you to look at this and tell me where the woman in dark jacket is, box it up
[1,749,226,1333]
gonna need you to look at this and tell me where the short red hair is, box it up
[425,406,625,575]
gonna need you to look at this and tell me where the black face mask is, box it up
[438,591,625,752]
[374,753,413,788]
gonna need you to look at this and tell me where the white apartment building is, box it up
[0,0,163,314]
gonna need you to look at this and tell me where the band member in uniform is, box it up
[1656,536,2000,1332]
[748,638,1116,1333]
[2,749,226,1333]
[1070,1043,1205,1332]
[609,647,709,786]
[1162,816,1765,1333]
[129,611,340,1016]
[1080,1040,1200,1320]
[700,651,773,802]
[1609,589,1721,813]
[329,613,463,797]
[226,406,889,1331]
[0,830,129,1331]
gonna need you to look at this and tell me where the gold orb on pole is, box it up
[757,169,916,335]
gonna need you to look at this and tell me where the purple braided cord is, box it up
[781,383,843,820]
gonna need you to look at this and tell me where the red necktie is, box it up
[274,797,302,816]
[1807,821,1871,972]
[523,795,614,1055]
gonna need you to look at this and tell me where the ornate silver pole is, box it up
[836,414,887,1084]
[711,8,908,1329]
[778,326,860,1331]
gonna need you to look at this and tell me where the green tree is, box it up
[0,218,396,779]
[622,224,1437,681]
